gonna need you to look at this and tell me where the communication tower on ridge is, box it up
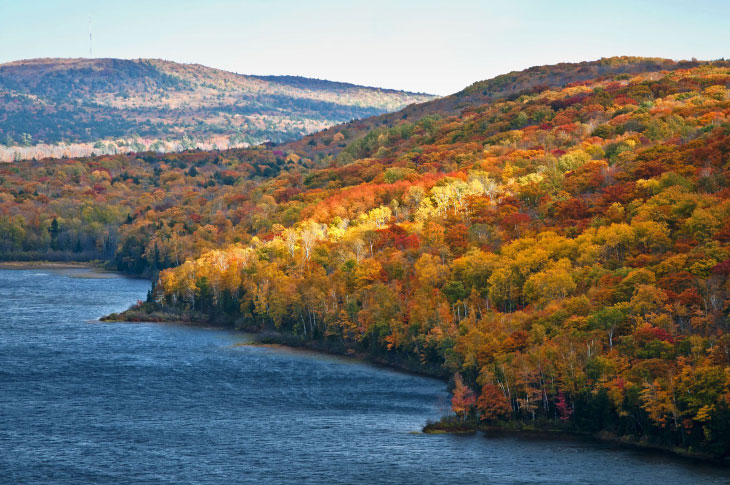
[88,16,92,58]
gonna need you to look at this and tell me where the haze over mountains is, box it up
[0,58,435,162]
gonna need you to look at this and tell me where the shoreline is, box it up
[0,260,153,280]
[101,307,729,468]
[0,261,140,280]
[423,421,730,467]
[494,427,730,468]
[0,261,101,270]
[100,313,450,381]
[246,329,450,381]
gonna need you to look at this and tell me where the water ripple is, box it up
[1,269,728,484]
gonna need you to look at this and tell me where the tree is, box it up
[299,220,325,262]
[523,259,576,304]
[588,305,625,349]
[554,392,573,421]
[452,374,476,421]
[49,218,60,251]
[477,383,511,421]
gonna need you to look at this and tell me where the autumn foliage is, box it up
[3,58,730,457]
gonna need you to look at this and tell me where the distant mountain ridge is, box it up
[0,57,435,161]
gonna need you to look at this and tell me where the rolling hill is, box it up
[0,57,435,161]
[2,56,730,458]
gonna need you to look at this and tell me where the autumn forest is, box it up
[2,56,730,459]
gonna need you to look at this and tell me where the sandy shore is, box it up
[0,261,127,279]
[0,261,96,269]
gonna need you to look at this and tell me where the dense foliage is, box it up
[2,57,730,457]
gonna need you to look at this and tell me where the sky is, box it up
[1,0,729,95]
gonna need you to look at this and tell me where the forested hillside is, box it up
[0,58,433,161]
[2,57,730,458]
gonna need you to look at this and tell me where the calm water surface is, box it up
[1,268,728,484]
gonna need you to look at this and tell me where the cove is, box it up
[1,268,728,484]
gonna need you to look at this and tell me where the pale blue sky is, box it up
[1,0,728,95]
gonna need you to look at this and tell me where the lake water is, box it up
[1,268,728,484]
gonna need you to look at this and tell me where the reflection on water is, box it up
[1,269,728,484]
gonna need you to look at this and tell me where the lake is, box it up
[1,268,728,484]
